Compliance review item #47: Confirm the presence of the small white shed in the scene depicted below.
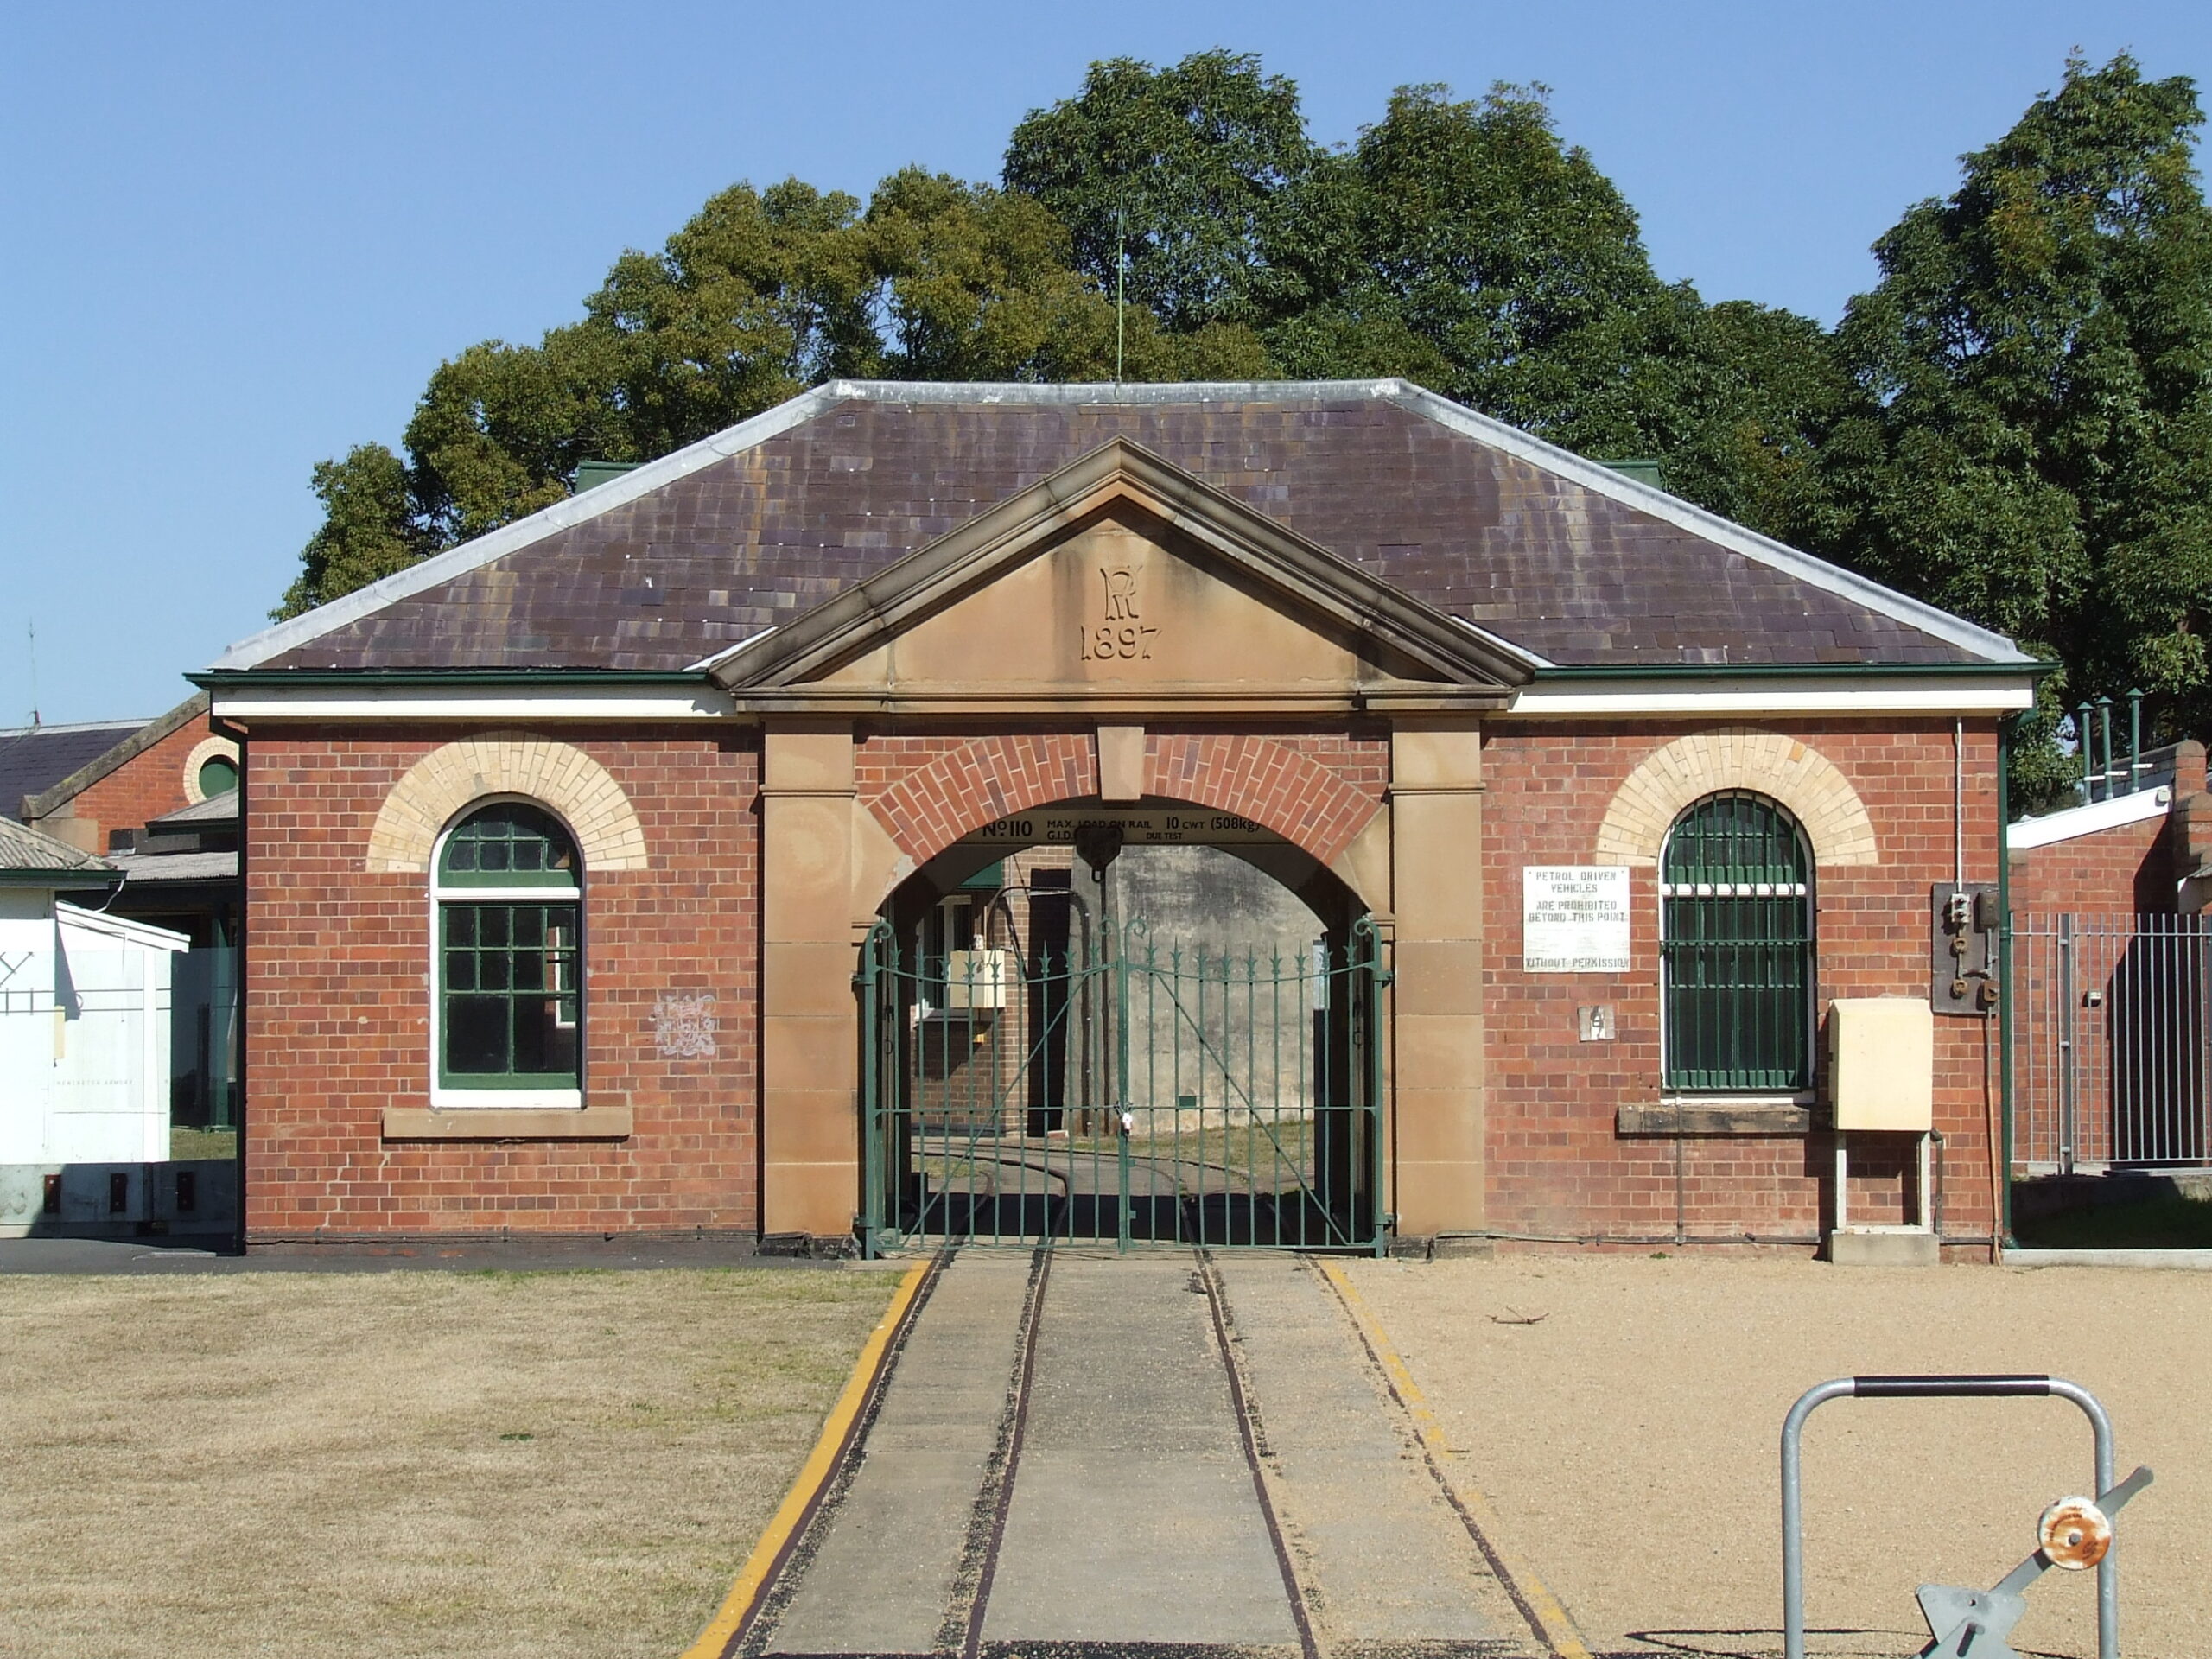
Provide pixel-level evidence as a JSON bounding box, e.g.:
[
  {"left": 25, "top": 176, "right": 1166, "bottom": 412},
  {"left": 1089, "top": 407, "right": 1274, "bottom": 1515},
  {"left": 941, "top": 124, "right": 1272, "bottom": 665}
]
[{"left": 0, "top": 820, "right": 189, "bottom": 1228}]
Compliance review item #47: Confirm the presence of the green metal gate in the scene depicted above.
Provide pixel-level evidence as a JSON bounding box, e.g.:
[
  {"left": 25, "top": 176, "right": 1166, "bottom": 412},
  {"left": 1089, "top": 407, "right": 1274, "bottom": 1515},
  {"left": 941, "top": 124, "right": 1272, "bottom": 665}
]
[{"left": 859, "top": 916, "right": 1389, "bottom": 1255}]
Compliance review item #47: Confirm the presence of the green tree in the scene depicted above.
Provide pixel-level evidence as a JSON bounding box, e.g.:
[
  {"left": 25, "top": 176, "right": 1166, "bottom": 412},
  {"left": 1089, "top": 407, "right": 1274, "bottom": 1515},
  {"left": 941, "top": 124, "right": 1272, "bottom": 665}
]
[
  {"left": 1004, "top": 60, "right": 1840, "bottom": 532},
  {"left": 1629, "top": 296, "right": 1858, "bottom": 543},
  {"left": 1820, "top": 54, "right": 2212, "bottom": 759},
  {"left": 861, "top": 168, "right": 1263, "bottom": 382},
  {"left": 273, "top": 158, "right": 1274, "bottom": 617},
  {"left": 1338, "top": 81, "right": 1675, "bottom": 444},
  {"left": 1003, "top": 48, "right": 1316, "bottom": 336},
  {"left": 277, "top": 443, "right": 433, "bottom": 617}
]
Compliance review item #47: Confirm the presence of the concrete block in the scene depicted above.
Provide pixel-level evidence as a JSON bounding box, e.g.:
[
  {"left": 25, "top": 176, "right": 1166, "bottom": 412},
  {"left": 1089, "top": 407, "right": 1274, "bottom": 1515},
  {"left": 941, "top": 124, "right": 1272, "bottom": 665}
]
[{"left": 1827, "top": 1227, "right": 1941, "bottom": 1267}]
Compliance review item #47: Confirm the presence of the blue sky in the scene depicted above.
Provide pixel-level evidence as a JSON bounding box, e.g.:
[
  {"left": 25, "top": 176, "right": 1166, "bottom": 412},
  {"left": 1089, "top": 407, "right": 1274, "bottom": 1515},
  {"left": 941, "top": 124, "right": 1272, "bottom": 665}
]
[{"left": 3, "top": 1, "right": 2207, "bottom": 723}]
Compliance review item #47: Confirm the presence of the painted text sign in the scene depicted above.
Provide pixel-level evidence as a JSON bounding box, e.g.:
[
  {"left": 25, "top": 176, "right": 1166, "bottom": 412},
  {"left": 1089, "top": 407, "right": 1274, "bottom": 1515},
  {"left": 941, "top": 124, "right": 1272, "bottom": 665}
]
[
  {"left": 961, "top": 806, "right": 1276, "bottom": 848},
  {"left": 1522, "top": 867, "right": 1631, "bottom": 973}
]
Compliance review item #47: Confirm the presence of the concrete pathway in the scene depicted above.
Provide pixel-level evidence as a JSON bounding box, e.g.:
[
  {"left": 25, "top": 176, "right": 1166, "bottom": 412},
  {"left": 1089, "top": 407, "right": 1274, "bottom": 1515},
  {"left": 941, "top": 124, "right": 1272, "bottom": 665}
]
[
  {"left": 1217, "top": 1254, "right": 1530, "bottom": 1654},
  {"left": 770, "top": 1254, "right": 1032, "bottom": 1654},
  {"left": 983, "top": 1255, "right": 1300, "bottom": 1647},
  {"left": 750, "top": 1247, "right": 1534, "bottom": 1659}
]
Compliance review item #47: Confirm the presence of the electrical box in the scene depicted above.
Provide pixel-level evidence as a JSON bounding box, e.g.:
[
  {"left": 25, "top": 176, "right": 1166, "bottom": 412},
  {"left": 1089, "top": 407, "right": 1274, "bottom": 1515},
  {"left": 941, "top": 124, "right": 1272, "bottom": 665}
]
[
  {"left": 1929, "top": 882, "right": 2001, "bottom": 1017},
  {"left": 938, "top": 949, "right": 1010, "bottom": 1011},
  {"left": 1827, "top": 998, "right": 1934, "bottom": 1131}
]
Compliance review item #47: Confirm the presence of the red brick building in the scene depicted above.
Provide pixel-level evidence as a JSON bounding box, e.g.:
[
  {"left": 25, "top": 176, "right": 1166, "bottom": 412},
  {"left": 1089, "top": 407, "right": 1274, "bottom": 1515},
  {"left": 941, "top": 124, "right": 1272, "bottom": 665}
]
[{"left": 199, "top": 381, "right": 2037, "bottom": 1255}]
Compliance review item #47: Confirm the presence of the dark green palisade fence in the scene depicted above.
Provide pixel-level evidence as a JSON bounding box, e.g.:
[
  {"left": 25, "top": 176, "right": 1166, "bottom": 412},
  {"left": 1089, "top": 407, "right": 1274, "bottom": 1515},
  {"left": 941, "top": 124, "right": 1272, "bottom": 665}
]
[{"left": 859, "top": 917, "right": 1389, "bottom": 1254}]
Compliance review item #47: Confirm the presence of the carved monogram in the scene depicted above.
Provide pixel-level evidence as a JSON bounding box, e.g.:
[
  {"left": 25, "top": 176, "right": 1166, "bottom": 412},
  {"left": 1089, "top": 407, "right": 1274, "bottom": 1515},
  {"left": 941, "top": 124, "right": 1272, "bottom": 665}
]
[{"left": 1079, "top": 563, "right": 1160, "bottom": 661}]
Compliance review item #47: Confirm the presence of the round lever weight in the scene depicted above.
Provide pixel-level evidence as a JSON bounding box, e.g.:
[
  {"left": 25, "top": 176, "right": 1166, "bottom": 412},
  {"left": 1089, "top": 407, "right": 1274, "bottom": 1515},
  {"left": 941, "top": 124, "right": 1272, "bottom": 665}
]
[{"left": 2037, "top": 1496, "right": 2112, "bottom": 1570}]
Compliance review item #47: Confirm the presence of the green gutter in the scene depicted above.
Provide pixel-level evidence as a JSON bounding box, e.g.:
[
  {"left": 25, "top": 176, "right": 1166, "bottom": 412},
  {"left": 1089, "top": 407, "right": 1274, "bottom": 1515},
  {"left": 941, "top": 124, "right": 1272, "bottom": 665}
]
[
  {"left": 0, "top": 869, "right": 121, "bottom": 889},
  {"left": 1997, "top": 710, "right": 2024, "bottom": 1251}
]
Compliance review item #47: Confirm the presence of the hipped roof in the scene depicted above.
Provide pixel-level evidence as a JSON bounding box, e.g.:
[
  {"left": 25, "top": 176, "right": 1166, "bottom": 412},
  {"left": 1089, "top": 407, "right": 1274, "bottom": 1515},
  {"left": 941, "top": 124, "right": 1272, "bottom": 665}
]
[{"left": 213, "top": 380, "right": 2032, "bottom": 677}]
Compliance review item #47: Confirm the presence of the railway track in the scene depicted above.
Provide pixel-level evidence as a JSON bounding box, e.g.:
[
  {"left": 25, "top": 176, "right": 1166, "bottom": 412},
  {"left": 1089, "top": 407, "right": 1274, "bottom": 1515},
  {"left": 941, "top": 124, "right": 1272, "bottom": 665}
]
[{"left": 726, "top": 1247, "right": 1556, "bottom": 1659}]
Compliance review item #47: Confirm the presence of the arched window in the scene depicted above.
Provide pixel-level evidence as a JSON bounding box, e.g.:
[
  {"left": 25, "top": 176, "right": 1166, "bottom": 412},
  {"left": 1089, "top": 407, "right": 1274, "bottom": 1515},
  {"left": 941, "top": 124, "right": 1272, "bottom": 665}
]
[
  {"left": 1660, "top": 791, "right": 1813, "bottom": 1093},
  {"left": 434, "top": 802, "right": 582, "bottom": 1097}
]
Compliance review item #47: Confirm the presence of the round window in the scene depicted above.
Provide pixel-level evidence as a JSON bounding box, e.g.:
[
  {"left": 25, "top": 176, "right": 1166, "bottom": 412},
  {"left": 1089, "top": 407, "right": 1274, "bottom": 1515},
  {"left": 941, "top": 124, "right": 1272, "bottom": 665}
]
[{"left": 197, "top": 755, "right": 239, "bottom": 798}]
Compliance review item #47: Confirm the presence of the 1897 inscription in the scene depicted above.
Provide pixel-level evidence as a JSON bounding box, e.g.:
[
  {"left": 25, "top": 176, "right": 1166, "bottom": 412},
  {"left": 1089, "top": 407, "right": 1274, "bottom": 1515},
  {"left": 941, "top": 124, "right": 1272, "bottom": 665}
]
[{"left": 1079, "top": 563, "right": 1160, "bottom": 661}]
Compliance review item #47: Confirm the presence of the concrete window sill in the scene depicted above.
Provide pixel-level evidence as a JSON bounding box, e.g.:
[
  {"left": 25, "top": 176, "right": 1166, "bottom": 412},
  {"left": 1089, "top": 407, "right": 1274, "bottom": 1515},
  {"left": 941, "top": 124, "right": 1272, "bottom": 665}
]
[
  {"left": 381, "top": 1105, "right": 632, "bottom": 1141},
  {"left": 1618, "top": 1100, "right": 1813, "bottom": 1136}
]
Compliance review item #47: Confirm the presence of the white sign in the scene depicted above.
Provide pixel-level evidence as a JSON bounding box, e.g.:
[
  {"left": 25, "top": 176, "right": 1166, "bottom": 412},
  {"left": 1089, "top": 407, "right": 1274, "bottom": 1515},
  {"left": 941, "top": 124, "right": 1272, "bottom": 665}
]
[
  {"left": 1522, "top": 867, "right": 1631, "bottom": 973},
  {"left": 959, "top": 806, "right": 1277, "bottom": 848}
]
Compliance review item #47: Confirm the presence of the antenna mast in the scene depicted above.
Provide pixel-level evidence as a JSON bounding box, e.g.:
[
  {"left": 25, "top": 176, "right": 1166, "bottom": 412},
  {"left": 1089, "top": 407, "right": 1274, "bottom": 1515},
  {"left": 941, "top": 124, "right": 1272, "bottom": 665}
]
[
  {"left": 26, "top": 621, "right": 39, "bottom": 727},
  {"left": 1115, "top": 195, "right": 1126, "bottom": 385}
]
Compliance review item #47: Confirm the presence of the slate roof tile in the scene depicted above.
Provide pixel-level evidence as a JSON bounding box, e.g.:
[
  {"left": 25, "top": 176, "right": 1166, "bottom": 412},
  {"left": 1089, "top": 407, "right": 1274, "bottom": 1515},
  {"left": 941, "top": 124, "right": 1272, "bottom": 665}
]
[{"left": 257, "top": 391, "right": 1991, "bottom": 671}]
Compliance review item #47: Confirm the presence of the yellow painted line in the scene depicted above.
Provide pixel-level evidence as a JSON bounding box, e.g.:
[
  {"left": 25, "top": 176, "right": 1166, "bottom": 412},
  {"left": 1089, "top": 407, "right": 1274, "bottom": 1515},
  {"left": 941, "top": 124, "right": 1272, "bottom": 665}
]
[
  {"left": 681, "top": 1261, "right": 933, "bottom": 1659},
  {"left": 1317, "top": 1260, "right": 1594, "bottom": 1659}
]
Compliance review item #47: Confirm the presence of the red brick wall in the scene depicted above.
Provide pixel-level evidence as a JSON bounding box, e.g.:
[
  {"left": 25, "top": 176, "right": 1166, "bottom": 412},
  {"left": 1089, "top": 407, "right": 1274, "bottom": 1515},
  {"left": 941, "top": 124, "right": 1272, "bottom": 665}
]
[
  {"left": 857, "top": 725, "right": 1389, "bottom": 865},
  {"left": 2010, "top": 812, "right": 2173, "bottom": 915},
  {"left": 245, "top": 713, "right": 2005, "bottom": 1252},
  {"left": 36, "top": 714, "right": 209, "bottom": 849},
  {"left": 242, "top": 726, "right": 760, "bottom": 1239},
  {"left": 1478, "top": 719, "right": 2003, "bottom": 1252}
]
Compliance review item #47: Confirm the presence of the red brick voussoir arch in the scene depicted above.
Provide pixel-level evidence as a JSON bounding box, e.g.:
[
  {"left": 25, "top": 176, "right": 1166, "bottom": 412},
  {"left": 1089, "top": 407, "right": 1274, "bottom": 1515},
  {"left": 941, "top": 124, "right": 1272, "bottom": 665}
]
[{"left": 860, "top": 732, "right": 1382, "bottom": 868}]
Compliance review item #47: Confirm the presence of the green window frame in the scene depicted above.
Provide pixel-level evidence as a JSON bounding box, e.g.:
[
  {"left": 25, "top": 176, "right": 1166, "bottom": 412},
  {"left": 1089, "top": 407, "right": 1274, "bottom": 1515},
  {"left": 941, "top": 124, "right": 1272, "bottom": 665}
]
[
  {"left": 435, "top": 803, "right": 582, "bottom": 1092},
  {"left": 197, "top": 754, "right": 239, "bottom": 798},
  {"left": 1660, "top": 791, "right": 1813, "bottom": 1093}
]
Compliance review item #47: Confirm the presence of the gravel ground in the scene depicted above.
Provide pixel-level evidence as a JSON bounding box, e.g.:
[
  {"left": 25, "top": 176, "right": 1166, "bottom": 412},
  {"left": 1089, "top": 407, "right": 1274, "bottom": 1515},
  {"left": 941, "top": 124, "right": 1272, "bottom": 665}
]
[
  {"left": 0, "top": 1268, "right": 896, "bottom": 1659},
  {"left": 1344, "top": 1254, "right": 2210, "bottom": 1659}
]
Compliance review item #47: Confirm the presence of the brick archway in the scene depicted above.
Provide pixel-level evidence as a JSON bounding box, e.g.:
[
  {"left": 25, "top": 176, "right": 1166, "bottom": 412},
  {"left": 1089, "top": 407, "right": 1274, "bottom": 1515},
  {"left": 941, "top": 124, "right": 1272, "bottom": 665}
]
[
  {"left": 364, "top": 733, "right": 650, "bottom": 874},
  {"left": 1592, "top": 727, "right": 1878, "bottom": 868},
  {"left": 861, "top": 732, "right": 1384, "bottom": 870}
]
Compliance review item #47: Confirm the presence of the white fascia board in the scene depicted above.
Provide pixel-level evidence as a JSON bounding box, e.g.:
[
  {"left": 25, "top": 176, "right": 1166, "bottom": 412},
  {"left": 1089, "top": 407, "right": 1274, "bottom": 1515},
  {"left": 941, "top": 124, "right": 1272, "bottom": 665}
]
[
  {"left": 56, "top": 902, "right": 191, "bottom": 952},
  {"left": 209, "top": 683, "right": 739, "bottom": 721},
  {"left": 1378, "top": 381, "right": 2036, "bottom": 667},
  {"left": 1505, "top": 677, "right": 2037, "bottom": 717},
  {"left": 2006, "top": 786, "right": 2171, "bottom": 851}
]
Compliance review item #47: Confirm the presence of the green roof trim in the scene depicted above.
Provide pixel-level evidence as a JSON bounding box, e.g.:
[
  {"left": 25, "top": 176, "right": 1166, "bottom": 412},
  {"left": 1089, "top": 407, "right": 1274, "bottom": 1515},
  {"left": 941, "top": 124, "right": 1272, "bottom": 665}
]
[{"left": 0, "top": 868, "right": 120, "bottom": 889}]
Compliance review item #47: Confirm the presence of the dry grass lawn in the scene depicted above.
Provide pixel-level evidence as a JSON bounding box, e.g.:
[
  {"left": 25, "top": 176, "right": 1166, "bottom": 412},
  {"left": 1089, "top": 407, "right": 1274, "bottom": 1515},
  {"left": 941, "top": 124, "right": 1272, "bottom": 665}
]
[
  {"left": 1347, "top": 1254, "right": 2212, "bottom": 1658},
  {"left": 0, "top": 1267, "right": 899, "bottom": 1659}
]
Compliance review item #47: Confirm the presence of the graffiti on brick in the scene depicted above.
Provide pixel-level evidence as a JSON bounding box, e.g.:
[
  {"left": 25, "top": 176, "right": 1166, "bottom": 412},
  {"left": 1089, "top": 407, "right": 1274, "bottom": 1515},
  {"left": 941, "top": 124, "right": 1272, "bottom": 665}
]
[{"left": 652, "top": 993, "right": 717, "bottom": 1058}]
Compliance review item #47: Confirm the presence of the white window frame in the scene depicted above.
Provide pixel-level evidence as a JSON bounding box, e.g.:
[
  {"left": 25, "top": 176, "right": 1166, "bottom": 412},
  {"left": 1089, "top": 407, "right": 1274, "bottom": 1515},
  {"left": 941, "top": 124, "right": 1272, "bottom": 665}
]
[{"left": 428, "top": 796, "right": 586, "bottom": 1109}]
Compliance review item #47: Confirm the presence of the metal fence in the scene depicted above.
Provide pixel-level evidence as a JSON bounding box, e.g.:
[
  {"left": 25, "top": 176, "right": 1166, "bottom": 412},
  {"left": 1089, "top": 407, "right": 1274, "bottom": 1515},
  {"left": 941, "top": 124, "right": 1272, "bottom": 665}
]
[
  {"left": 2012, "top": 912, "right": 2212, "bottom": 1170},
  {"left": 859, "top": 915, "right": 1388, "bottom": 1253}
]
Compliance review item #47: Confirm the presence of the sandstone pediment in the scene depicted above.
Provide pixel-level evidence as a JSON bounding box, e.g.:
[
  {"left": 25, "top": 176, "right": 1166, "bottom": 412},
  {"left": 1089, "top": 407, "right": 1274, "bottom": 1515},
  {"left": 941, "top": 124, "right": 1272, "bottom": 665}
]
[{"left": 710, "top": 439, "right": 1524, "bottom": 715}]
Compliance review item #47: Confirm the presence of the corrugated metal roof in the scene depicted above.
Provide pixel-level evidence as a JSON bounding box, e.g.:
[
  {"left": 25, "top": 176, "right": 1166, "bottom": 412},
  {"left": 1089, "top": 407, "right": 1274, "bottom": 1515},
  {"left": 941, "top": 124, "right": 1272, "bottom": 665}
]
[
  {"left": 146, "top": 792, "right": 239, "bottom": 830},
  {"left": 0, "top": 815, "right": 116, "bottom": 874},
  {"left": 108, "top": 849, "right": 238, "bottom": 884}
]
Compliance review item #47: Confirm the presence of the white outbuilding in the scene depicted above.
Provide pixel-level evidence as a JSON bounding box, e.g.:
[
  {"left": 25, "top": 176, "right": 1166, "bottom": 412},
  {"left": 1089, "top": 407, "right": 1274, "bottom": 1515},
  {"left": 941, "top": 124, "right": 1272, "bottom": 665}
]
[{"left": 0, "top": 817, "right": 189, "bottom": 1232}]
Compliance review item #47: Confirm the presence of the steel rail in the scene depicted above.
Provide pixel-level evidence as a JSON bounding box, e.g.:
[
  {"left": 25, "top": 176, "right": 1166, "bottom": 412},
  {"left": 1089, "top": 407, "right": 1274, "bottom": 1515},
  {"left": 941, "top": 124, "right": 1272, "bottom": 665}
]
[
  {"left": 1195, "top": 1249, "right": 1324, "bottom": 1659},
  {"left": 951, "top": 1245, "right": 1052, "bottom": 1659}
]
